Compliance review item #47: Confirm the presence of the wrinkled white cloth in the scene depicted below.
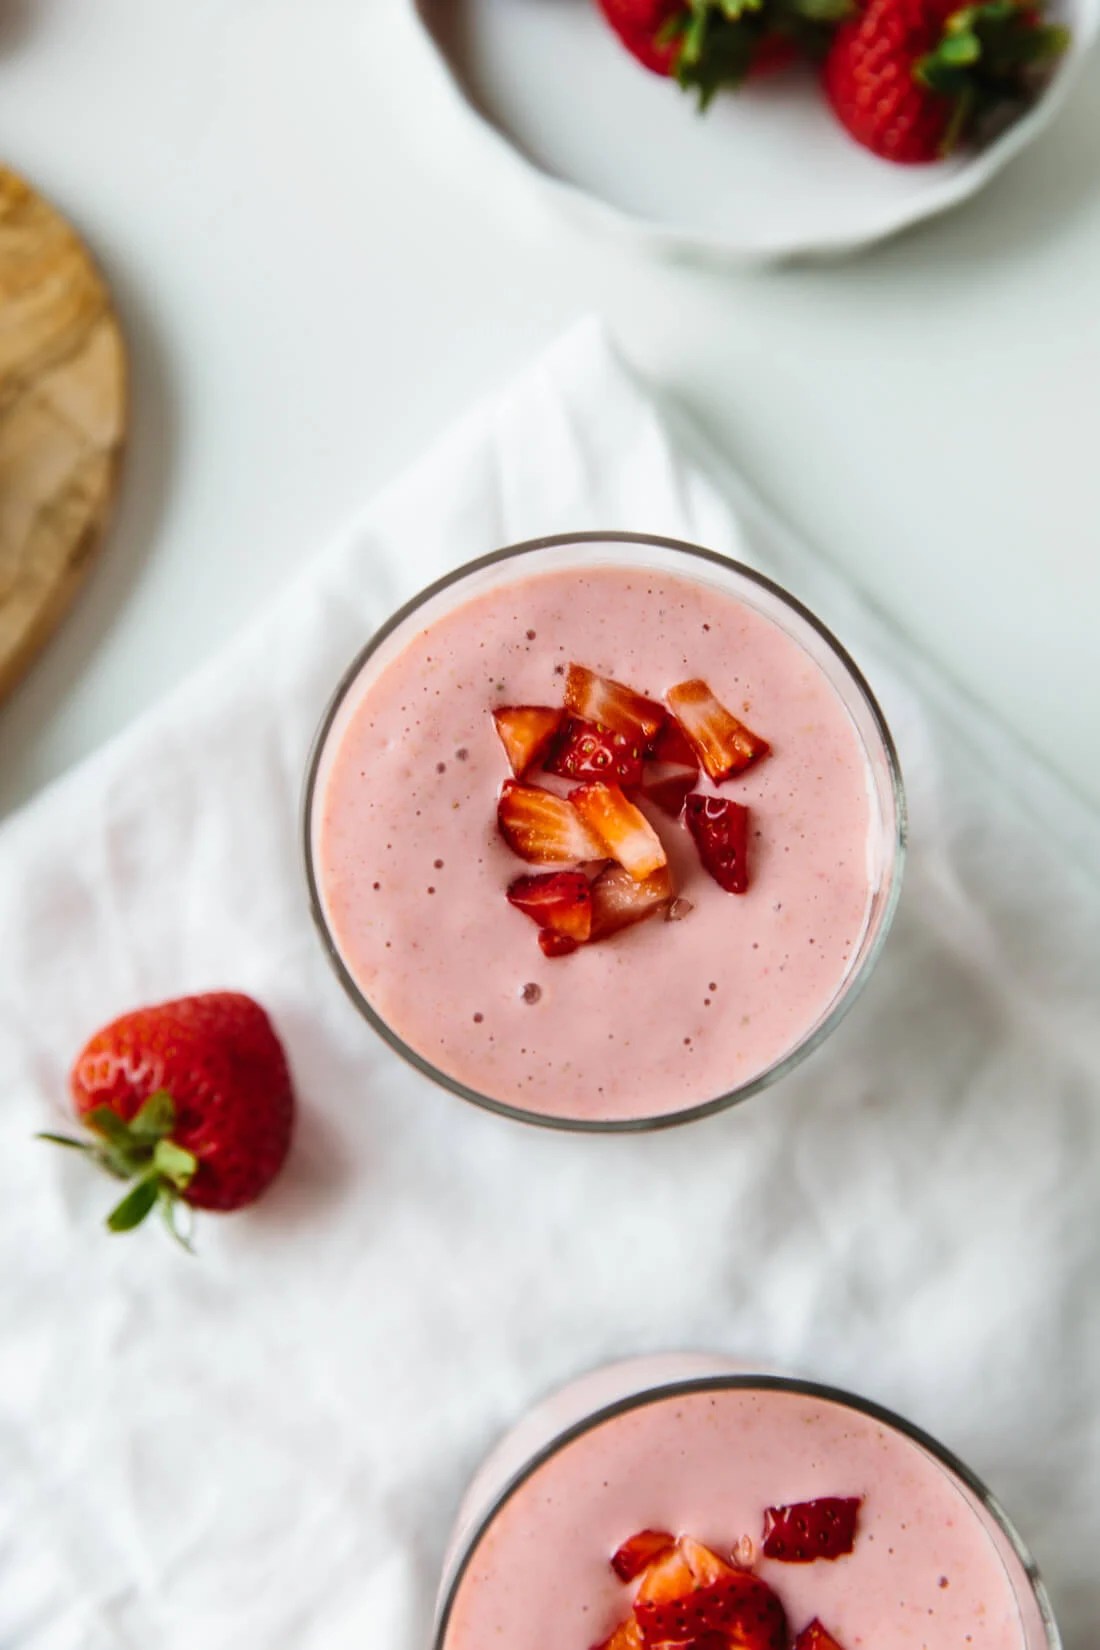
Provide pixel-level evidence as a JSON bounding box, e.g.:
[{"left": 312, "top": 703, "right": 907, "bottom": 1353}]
[{"left": 1, "top": 320, "right": 1097, "bottom": 1650}]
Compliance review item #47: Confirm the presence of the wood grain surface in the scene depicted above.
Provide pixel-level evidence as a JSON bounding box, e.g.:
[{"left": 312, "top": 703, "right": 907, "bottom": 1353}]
[{"left": 0, "top": 166, "right": 126, "bottom": 702}]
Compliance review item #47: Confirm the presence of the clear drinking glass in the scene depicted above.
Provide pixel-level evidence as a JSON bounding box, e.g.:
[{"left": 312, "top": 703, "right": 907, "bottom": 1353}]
[
  {"left": 303, "top": 532, "right": 906, "bottom": 1130},
  {"left": 433, "top": 1356, "right": 1059, "bottom": 1650}
]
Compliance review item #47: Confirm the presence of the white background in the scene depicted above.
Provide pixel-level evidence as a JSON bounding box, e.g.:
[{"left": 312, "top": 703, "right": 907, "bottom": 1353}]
[{"left": 1, "top": 0, "right": 1099, "bottom": 816}]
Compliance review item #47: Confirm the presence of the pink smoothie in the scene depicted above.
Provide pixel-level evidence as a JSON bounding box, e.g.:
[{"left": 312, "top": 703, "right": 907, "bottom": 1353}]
[
  {"left": 440, "top": 1385, "right": 1030, "bottom": 1650},
  {"left": 315, "top": 563, "right": 879, "bottom": 1121}
]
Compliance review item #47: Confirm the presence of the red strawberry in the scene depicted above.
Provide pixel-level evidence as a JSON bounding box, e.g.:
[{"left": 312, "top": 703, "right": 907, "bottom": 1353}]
[
  {"left": 590, "top": 864, "right": 673, "bottom": 940},
  {"left": 823, "top": 0, "right": 1068, "bottom": 164},
  {"left": 493, "top": 705, "right": 564, "bottom": 778},
  {"left": 546, "top": 717, "right": 645, "bottom": 788},
  {"left": 684, "top": 795, "right": 751, "bottom": 894},
  {"left": 42, "top": 992, "right": 294, "bottom": 1242},
  {"left": 641, "top": 715, "right": 700, "bottom": 819},
  {"left": 647, "top": 715, "right": 699, "bottom": 769},
  {"left": 497, "top": 780, "right": 603, "bottom": 865},
  {"left": 635, "top": 1538, "right": 787, "bottom": 1650},
  {"left": 539, "top": 930, "right": 580, "bottom": 959},
  {"left": 596, "top": 0, "right": 849, "bottom": 97},
  {"left": 611, "top": 1529, "right": 677, "bottom": 1582},
  {"left": 571, "top": 782, "right": 668, "bottom": 882},
  {"left": 794, "top": 1621, "right": 849, "bottom": 1650},
  {"left": 762, "top": 1496, "right": 862, "bottom": 1562},
  {"left": 667, "top": 680, "right": 770, "bottom": 783},
  {"left": 507, "top": 872, "right": 593, "bottom": 942},
  {"left": 566, "top": 664, "right": 665, "bottom": 745},
  {"left": 591, "top": 1619, "right": 645, "bottom": 1650},
  {"left": 596, "top": 0, "right": 683, "bottom": 73}
]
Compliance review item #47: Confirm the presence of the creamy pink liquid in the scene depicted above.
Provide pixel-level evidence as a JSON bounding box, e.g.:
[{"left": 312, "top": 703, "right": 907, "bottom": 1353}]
[
  {"left": 317, "top": 566, "right": 876, "bottom": 1121},
  {"left": 441, "top": 1386, "right": 1027, "bottom": 1650}
]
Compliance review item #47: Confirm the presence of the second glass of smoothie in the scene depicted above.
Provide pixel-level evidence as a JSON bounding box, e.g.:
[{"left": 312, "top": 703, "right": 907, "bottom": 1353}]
[
  {"left": 304, "top": 533, "right": 905, "bottom": 1128},
  {"left": 434, "top": 1357, "right": 1059, "bottom": 1650}
]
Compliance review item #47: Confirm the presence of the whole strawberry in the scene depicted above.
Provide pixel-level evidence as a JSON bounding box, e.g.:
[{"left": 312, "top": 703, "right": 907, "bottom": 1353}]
[
  {"left": 41, "top": 992, "right": 294, "bottom": 1243},
  {"left": 597, "top": 0, "right": 852, "bottom": 101},
  {"left": 823, "top": 0, "right": 1069, "bottom": 163}
]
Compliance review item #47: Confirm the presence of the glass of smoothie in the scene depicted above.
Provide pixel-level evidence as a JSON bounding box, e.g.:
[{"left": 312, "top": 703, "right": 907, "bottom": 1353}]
[
  {"left": 434, "top": 1356, "right": 1060, "bottom": 1650},
  {"left": 304, "top": 533, "right": 905, "bottom": 1129}
]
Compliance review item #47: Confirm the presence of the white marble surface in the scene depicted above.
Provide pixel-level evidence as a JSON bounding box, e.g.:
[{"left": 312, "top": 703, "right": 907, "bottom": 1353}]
[{"left": 1, "top": 0, "right": 1099, "bottom": 815}]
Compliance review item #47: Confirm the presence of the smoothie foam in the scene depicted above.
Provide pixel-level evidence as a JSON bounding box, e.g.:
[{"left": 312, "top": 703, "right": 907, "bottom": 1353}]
[
  {"left": 315, "top": 562, "right": 879, "bottom": 1122},
  {"left": 440, "top": 1384, "right": 1028, "bottom": 1650}
]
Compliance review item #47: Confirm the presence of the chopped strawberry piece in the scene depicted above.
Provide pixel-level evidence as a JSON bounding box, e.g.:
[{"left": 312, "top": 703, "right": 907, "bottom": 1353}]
[
  {"left": 545, "top": 718, "right": 645, "bottom": 788},
  {"left": 589, "top": 865, "right": 672, "bottom": 941},
  {"left": 611, "top": 1529, "right": 677, "bottom": 1583},
  {"left": 507, "top": 872, "right": 592, "bottom": 942},
  {"left": 492, "top": 706, "right": 564, "bottom": 778},
  {"left": 793, "top": 1620, "right": 848, "bottom": 1650},
  {"left": 566, "top": 665, "right": 665, "bottom": 744},
  {"left": 684, "top": 795, "right": 750, "bottom": 895},
  {"left": 538, "top": 929, "right": 579, "bottom": 959},
  {"left": 634, "top": 1541, "right": 697, "bottom": 1608},
  {"left": 590, "top": 1618, "right": 644, "bottom": 1650},
  {"left": 762, "top": 1497, "right": 862, "bottom": 1563},
  {"left": 635, "top": 1538, "right": 787, "bottom": 1650},
  {"left": 647, "top": 715, "right": 700, "bottom": 769},
  {"left": 570, "top": 782, "right": 667, "bottom": 882},
  {"left": 640, "top": 764, "right": 697, "bottom": 820},
  {"left": 666, "top": 679, "right": 770, "bottom": 782},
  {"left": 497, "top": 780, "right": 603, "bottom": 865}
]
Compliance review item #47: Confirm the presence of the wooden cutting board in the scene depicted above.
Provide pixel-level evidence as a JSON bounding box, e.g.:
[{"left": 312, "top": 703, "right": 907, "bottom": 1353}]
[{"left": 0, "top": 167, "right": 127, "bottom": 702}]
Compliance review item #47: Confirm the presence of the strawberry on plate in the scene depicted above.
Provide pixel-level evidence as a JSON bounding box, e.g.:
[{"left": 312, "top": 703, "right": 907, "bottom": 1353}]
[
  {"left": 589, "top": 864, "right": 674, "bottom": 940},
  {"left": 685, "top": 795, "right": 751, "bottom": 894},
  {"left": 507, "top": 872, "right": 593, "bottom": 942},
  {"left": 793, "top": 1621, "right": 849, "bottom": 1650},
  {"left": 761, "top": 1496, "right": 862, "bottom": 1561},
  {"left": 634, "top": 1537, "right": 787, "bottom": 1650},
  {"left": 595, "top": 0, "right": 851, "bottom": 102},
  {"left": 566, "top": 664, "right": 665, "bottom": 745},
  {"left": 40, "top": 992, "right": 294, "bottom": 1244},
  {"left": 493, "top": 705, "right": 564, "bottom": 778},
  {"left": 497, "top": 780, "right": 604, "bottom": 865},
  {"left": 545, "top": 717, "right": 645, "bottom": 788},
  {"left": 611, "top": 1528, "right": 678, "bottom": 1582},
  {"left": 667, "top": 680, "right": 770, "bottom": 783},
  {"left": 572, "top": 782, "right": 668, "bottom": 882},
  {"left": 823, "top": 0, "right": 1068, "bottom": 163}
]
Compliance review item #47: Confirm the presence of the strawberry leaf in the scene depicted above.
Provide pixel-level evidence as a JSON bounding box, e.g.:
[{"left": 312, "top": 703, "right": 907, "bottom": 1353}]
[
  {"left": 152, "top": 1139, "right": 197, "bottom": 1190},
  {"left": 106, "top": 1175, "right": 161, "bottom": 1233},
  {"left": 85, "top": 1105, "right": 137, "bottom": 1150},
  {"left": 129, "top": 1090, "right": 177, "bottom": 1142},
  {"left": 36, "top": 1131, "right": 91, "bottom": 1151}
]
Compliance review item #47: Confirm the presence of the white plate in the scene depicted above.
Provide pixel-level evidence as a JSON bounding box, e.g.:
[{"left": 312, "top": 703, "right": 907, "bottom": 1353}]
[{"left": 412, "top": 0, "right": 1099, "bottom": 263}]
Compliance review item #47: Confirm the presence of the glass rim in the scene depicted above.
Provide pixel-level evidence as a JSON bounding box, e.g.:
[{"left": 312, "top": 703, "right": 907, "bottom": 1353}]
[
  {"left": 302, "top": 530, "right": 908, "bottom": 1133},
  {"left": 431, "top": 1370, "right": 1060, "bottom": 1650}
]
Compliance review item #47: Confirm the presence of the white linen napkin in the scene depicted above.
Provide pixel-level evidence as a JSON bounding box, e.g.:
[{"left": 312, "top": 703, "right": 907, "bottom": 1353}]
[{"left": 1, "top": 319, "right": 1097, "bottom": 1650}]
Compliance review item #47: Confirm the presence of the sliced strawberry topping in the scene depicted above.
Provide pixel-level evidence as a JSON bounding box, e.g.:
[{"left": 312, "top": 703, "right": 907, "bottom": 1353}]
[
  {"left": 684, "top": 795, "right": 750, "bottom": 894},
  {"left": 635, "top": 1539, "right": 787, "bottom": 1650},
  {"left": 793, "top": 1620, "right": 848, "bottom": 1650},
  {"left": 666, "top": 679, "right": 771, "bottom": 782},
  {"left": 762, "top": 1496, "right": 861, "bottom": 1562},
  {"left": 590, "top": 1618, "right": 645, "bottom": 1650},
  {"left": 566, "top": 664, "right": 665, "bottom": 744},
  {"left": 492, "top": 706, "right": 564, "bottom": 778},
  {"left": 507, "top": 872, "right": 592, "bottom": 942},
  {"left": 545, "top": 718, "right": 645, "bottom": 788},
  {"left": 647, "top": 714, "right": 700, "bottom": 769},
  {"left": 611, "top": 1529, "right": 677, "bottom": 1582},
  {"left": 497, "top": 780, "right": 603, "bottom": 865},
  {"left": 589, "top": 865, "right": 673, "bottom": 941},
  {"left": 571, "top": 782, "right": 668, "bottom": 882},
  {"left": 538, "top": 929, "right": 579, "bottom": 959},
  {"left": 640, "top": 764, "right": 698, "bottom": 820}
]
